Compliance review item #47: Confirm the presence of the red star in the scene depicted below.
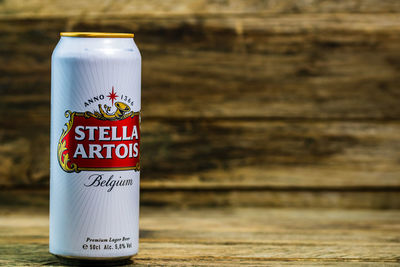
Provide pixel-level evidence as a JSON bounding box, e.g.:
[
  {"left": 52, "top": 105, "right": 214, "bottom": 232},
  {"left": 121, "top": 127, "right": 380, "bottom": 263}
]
[{"left": 107, "top": 86, "right": 118, "bottom": 106}]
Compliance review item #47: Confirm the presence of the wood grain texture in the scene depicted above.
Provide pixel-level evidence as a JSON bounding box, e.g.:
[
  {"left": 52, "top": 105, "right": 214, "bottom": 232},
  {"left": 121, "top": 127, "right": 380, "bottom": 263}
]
[
  {"left": 1, "top": 120, "right": 400, "bottom": 207},
  {"left": 1, "top": 14, "right": 400, "bottom": 119},
  {"left": 0, "top": 120, "right": 400, "bottom": 188},
  {"left": 2, "top": 120, "right": 400, "bottom": 186},
  {"left": 0, "top": 0, "right": 400, "bottom": 204},
  {"left": 1, "top": 188, "right": 399, "bottom": 209},
  {"left": 2, "top": 0, "right": 400, "bottom": 19},
  {"left": 0, "top": 204, "right": 399, "bottom": 266}
]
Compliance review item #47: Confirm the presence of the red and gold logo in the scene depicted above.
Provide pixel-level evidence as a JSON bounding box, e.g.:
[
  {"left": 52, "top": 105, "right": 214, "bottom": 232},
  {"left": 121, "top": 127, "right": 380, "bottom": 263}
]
[{"left": 58, "top": 96, "right": 140, "bottom": 173}]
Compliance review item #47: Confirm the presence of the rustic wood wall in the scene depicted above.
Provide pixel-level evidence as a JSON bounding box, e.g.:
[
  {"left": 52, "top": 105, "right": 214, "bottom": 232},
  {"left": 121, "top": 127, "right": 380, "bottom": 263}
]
[{"left": 1, "top": 0, "right": 400, "bottom": 208}]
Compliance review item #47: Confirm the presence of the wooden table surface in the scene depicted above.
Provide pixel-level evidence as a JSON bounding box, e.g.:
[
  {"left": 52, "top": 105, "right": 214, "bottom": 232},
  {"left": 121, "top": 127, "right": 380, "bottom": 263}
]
[{"left": 1, "top": 203, "right": 399, "bottom": 266}]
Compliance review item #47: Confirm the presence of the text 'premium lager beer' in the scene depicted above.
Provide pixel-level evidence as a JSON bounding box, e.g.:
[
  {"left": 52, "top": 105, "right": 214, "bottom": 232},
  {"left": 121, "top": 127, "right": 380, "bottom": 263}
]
[{"left": 50, "top": 32, "right": 141, "bottom": 264}]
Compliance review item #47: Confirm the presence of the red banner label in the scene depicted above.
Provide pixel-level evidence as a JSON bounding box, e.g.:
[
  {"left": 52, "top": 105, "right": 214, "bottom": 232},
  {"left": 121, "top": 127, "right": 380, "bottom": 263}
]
[{"left": 58, "top": 102, "right": 140, "bottom": 172}]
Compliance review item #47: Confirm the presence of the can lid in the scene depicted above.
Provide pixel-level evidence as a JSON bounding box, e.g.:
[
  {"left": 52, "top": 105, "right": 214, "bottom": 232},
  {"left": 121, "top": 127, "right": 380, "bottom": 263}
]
[{"left": 60, "top": 32, "right": 134, "bottom": 38}]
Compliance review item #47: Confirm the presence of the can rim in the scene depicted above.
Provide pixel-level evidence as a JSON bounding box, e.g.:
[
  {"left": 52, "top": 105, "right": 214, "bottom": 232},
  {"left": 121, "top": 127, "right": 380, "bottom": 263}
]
[{"left": 60, "top": 32, "right": 134, "bottom": 38}]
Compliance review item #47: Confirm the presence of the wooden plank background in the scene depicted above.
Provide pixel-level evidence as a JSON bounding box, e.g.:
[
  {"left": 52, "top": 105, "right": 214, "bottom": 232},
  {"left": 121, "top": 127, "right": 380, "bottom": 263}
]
[{"left": 0, "top": 0, "right": 400, "bottom": 208}]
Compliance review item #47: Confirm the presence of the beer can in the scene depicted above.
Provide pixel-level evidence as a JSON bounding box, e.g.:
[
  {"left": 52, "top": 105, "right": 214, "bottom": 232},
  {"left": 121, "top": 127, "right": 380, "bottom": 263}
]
[{"left": 50, "top": 32, "right": 141, "bottom": 264}]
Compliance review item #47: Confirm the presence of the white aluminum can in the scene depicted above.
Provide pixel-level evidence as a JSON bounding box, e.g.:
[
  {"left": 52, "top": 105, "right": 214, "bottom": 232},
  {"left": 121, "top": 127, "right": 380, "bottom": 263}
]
[{"left": 50, "top": 32, "right": 141, "bottom": 264}]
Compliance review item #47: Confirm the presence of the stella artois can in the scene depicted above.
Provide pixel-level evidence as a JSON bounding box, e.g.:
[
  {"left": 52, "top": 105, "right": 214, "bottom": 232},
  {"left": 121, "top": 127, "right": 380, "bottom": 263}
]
[{"left": 50, "top": 32, "right": 141, "bottom": 264}]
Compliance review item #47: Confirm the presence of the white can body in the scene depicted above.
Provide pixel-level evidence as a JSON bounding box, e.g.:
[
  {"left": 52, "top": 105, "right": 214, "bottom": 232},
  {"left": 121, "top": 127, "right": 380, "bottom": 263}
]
[{"left": 50, "top": 34, "right": 141, "bottom": 260}]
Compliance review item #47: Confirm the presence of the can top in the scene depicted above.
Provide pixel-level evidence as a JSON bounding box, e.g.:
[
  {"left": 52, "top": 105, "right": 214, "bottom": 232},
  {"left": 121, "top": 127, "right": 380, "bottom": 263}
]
[{"left": 60, "top": 32, "right": 134, "bottom": 38}]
